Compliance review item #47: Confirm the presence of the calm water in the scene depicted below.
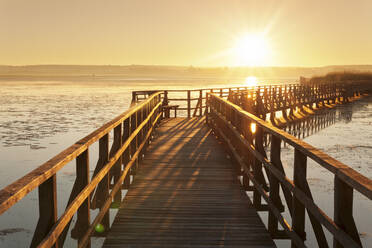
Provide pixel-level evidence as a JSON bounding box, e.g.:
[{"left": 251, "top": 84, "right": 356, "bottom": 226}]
[{"left": 0, "top": 80, "right": 370, "bottom": 247}]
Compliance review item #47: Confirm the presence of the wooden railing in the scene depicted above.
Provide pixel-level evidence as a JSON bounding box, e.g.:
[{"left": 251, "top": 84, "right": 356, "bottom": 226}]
[
  {"left": 131, "top": 86, "right": 257, "bottom": 117},
  {"left": 0, "top": 82, "right": 370, "bottom": 247},
  {"left": 207, "top": 93, "right": 372, "bottom": 248},
  {"left": 0, "top": 92, "right": 163, "bottom": 248},
  {"left": 227, "top": 81, "right": 371, "bottom": 123},
  {"left": 132, "top": 81, "right": 371, "bottom": 120}
]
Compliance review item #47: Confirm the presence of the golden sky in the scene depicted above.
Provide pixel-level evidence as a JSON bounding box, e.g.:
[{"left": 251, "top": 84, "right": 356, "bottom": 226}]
[{"left": 1, "top": 0, "right": 371, "bottom": 67}]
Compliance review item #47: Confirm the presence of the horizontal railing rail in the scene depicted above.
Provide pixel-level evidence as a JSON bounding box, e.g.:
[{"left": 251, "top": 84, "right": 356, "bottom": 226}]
[
  {"left": 207, "top": 93, "right": 372, "bottom": 248},
  {"left": 132, "top": 81, "right": 371, "bottom": 119},
  {"left": 131, "top": 85, "right": 262, "bottom": 117},
  {"left": 0, "top": 92, "right": 163, "bottom": 247}
]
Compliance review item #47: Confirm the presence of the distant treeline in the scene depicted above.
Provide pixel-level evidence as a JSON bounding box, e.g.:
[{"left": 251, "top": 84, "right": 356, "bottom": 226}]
[{"left": 303, "top": 72, "right": 372, "bottom": 84}]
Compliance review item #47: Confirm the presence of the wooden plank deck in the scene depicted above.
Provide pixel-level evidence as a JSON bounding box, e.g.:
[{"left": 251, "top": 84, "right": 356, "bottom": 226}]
[{"left": 103, "top": 117, "right": 276, "bottom": 248}]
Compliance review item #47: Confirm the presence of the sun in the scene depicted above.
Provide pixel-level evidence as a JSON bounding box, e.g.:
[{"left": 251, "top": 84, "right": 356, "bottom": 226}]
[{"left": 233, "top": 34, "right": 270, "bottom": 66}]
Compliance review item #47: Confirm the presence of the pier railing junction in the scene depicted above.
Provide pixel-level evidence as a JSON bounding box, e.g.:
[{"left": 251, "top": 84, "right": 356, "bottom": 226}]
[{"left": 0, "top": 81, "right": 371, "bottom": 248}]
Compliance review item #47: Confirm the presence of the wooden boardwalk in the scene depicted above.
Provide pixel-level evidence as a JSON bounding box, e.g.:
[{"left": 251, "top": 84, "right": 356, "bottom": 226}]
[
  {"left": 103, "top": 117, "right": 276, "bottom": 248},
  {"left": 1, "top": 86, "right": 370, "bottom": 247}
]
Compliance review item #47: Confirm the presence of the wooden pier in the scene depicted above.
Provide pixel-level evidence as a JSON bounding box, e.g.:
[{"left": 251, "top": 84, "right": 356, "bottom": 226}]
[
  {"left": 103, "top": 117, "right": 275, "bottom": 247},
  {"left": 0, "top": 81, "right": 371, "bottom": 248}
]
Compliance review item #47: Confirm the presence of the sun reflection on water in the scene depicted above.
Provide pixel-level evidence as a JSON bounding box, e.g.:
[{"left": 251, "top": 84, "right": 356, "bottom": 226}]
[
  {"left": 245, "top": 76, "right": 258, "bottom": 87},
  {"left": 250, "top": 123, "right": 256, "bottom": 133}
]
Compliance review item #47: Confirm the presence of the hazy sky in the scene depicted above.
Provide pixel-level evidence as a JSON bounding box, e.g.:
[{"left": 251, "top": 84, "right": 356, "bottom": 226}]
[{"left": 1, "top": 0, "right": 372, "bottom": 67}]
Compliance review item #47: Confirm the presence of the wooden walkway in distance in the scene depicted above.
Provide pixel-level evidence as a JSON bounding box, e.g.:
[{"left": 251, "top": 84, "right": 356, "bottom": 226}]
[{"left": 103, "top": 117, "right": 276, "bottom": 248}]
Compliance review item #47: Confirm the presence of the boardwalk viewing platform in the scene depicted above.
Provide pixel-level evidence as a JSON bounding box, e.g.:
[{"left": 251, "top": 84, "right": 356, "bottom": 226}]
[{"left": 0, "top": 81, "right": 371, "bottom": 248}]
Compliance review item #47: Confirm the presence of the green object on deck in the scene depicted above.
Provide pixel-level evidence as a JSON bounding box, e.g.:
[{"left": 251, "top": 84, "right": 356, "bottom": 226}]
[
  {"left": 110, "top": 202, "right": 120, "bottom": 209},
  {"left": 95, "top": 223, "right": 105, "bottom": 233}
]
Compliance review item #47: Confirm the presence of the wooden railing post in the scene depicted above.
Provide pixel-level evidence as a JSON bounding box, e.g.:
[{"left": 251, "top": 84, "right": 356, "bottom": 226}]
[
  {"left": 187, "top": 90, "right": 191, "bottom": 118},
  {"left": 30, "top": 175, "right": 58, "bottom": 248},
  {"left": 98, "top": 134, "right": 110, "bottom": 235},
  {"left": 206, "top": 93, "right": 209, "bottom": 124},
  {"left": 122, "top": 118, "right": 130, "bottom": 189},
  {"left": 292, "top": 148, "right": 307, "bottom": 247},
  {"left": 143, "top": 102, "right": 150, "bottom": 152},
  {"left": 241, "top": 117, "right": 253, "bottom": 191},
  {"left": 199, "top": 90, "right": 203, "bottom": 116},
  {"left": 333, "top": 177, "right": 362, "bottom": 248},
  {"left": 137, "top": 109, "right": 143, "bottom": 162},
  {"left": 252, "top": 125, "right": 264, "bottom": 208},
  {"left": 71, "top": 149, "right": 91, "bottom": 247},
  {"left": 163, "top": 91, "right": 169, "bottom": 118},
  {"left": 130, "top": 113, "right": 138, "bottom": 175},
  {"left": 112, "top": 124, "right": 122, "bottom": 205},
  {"left": 268, "top": 135, "right": 282, "bottom": 237}
]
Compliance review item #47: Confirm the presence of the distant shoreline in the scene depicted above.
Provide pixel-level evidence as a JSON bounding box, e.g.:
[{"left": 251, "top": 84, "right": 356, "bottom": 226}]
[
  {"left": 1, "top": 64, "right": 371, "bottom": 81},
  {"left": 0, "top": 75, "right": 298, "bottom": 83}
]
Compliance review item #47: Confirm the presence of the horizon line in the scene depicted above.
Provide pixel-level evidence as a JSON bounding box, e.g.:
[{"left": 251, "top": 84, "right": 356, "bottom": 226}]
[{"left": 1, "top": 64, "right": 372, "bottom": 69}]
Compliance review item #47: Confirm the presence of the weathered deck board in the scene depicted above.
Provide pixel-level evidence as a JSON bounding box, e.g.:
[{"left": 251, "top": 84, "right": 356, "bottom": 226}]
[{"left": 103, "top": 117, "right": 276, "bottom": 248}]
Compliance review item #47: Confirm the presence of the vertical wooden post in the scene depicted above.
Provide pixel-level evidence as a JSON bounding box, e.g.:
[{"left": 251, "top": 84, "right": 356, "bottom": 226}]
[
  {"left": 205, "top": 93, "right": 209, "bottom": 124},
  {"left": 187, "top": 90, "right": 191, "bottom": 118},
  {"left": 333, "top": 177, "right": 362, "bottom": 248},
  {"left": 99, "top": 134, "right": 110, "bottom": 235},
  {"left": 143, "top": 102, "right": 150, "bottom": 151},
  {"left": 292, "top": 148, "right": 307, "bottom": 247},
  {"left": 112, "top": 124, "right": 122, "bottom": 204},
  {"left": 135, "top": 110, "right": 139, "bottom": 165},
  {"left": 30, "top": 175, "right": 58, "bottom": 248},
  {"left": 199, "top": 90, "right": 203, "bottom": 116},
  {"left": 252, "top": 126, "right": 262, "bottom": 208},
  {"left": 242, "top": 118, "right": 252, "bottom": 191},
  {"left": 122, "top": 118, "right": 130, "bottom": 189},
  {"left": 136, "top": 109, "right": 142, "bottom": 162},
  {"left": 131, "top": 91, "right": 137, "bottom": 105},
  {"left": 137, "top": 109, "right": 142, "bottom": 159},
  {"left": 163, "top": 91, "right": 169, "bottom": 118},
  {"left": 130, "top": 113, "right": 137, "bottom": 175},
  {"left": 71, "top": 149, "right": 91, "bottom": 247},
  {"left": 163, "top": 90, "right": 168, "bottom": 105},
  {"left": 268, "top": 135, "right": 281, "bottom": 237}
]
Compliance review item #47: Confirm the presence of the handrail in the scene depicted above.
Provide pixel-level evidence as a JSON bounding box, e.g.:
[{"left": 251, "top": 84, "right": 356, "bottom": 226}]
[
  {"left": 207, "top": 93, "right": 371, "bottom": 248},
  {"left": 0, "top": 91, "right": 163, "bottom": 247},
  {"left": 132, "top": 81, "right": 371, "bottom": 118},
  {"left": 210, "top": 94, "right": 372, "bottom": 199}
]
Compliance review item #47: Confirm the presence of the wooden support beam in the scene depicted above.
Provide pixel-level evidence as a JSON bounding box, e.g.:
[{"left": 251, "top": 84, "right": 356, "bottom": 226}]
[
  {"left": 122, "top": 118, "right": 130, "bottom": 189},
  {"left": 30, "top": 175, "right": 58, "bottom": 248},
  {"left": 291, "top": 149, "right": 307, "bottom": 248},
  {"left": 199, "top": 90, "right": 203, "bottom": 116},
  {"left": 111, "top": 124, "right": 122, "bottom": 205},
  {"left": 71, "top": 149, "right": 91, "bottom": 247},
  {"left": 95, "top": 134, "right": 110, "bottom": 236},
  {"left": 187, "top": 90, "right": 191, "bottom": 118},
  {"left": 130, "top": 113, "right": 137, "bottom": 175},
  {"left": 268, "top": 135, "right": 283, "bottom": 236},
  {"left": 334, "top": 177, "right": 362, "bottom": 248}
]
